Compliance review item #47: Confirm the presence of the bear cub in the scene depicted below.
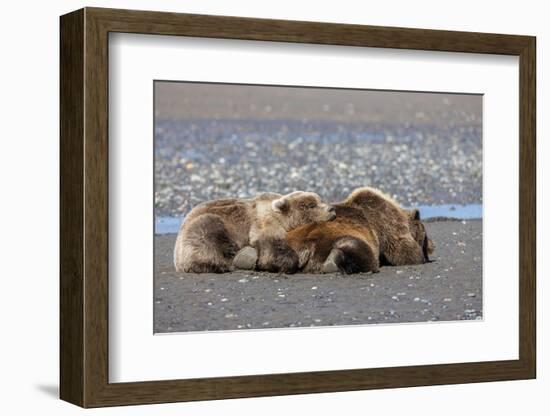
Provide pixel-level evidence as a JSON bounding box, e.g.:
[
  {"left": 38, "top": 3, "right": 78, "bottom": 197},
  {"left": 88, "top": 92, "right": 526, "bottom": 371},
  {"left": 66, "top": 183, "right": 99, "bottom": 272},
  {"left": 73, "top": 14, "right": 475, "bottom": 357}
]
[{"left": 174, "top": 191, "right": 336, "bottom": 274}]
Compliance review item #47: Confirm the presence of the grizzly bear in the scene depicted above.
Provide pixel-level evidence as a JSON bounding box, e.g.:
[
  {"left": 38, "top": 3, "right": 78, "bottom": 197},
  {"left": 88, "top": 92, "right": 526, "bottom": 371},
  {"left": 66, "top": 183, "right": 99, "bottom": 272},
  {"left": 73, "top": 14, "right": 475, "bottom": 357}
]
[
  {"left": 284, "top": 187, "right": 435, "bottom": 274},
  {"left": 173, "top": 191, "right": 336, "bottom": 274}
]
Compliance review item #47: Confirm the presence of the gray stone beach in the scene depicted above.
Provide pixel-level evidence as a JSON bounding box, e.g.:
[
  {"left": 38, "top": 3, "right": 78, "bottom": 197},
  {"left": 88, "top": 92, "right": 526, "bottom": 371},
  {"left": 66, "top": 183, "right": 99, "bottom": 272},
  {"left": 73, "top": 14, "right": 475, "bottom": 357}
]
[
  {"left": 155, "top": 83, "right": 482, "bottom": 218},
  {"left": 154, "top": 82, "right": 483, "bottom": 333}
]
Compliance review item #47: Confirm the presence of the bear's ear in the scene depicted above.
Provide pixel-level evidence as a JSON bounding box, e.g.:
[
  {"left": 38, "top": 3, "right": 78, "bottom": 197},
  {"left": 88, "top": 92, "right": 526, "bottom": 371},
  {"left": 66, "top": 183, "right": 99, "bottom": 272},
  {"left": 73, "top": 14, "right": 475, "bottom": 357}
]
[
  {"left": 272, "top": 197, "right": 289, "bottom": 213},
  {"left": 410, "top": 209, "right": 420, "bottom": 220}
]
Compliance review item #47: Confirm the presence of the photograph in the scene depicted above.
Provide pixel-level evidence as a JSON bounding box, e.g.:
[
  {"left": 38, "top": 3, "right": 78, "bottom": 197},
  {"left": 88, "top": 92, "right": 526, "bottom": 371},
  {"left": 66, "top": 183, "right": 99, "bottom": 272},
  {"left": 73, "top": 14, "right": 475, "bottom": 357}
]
[{"left": 153, "top": 81, "right": 483, "bottom": 333}]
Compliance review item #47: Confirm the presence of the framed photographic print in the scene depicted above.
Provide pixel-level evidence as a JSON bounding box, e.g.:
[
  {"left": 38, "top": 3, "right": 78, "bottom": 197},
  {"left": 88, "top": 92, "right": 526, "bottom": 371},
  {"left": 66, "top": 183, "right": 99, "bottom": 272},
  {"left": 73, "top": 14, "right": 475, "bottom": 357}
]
[{"left": 60, "top": 7, "right": 536, "bottom": 408}]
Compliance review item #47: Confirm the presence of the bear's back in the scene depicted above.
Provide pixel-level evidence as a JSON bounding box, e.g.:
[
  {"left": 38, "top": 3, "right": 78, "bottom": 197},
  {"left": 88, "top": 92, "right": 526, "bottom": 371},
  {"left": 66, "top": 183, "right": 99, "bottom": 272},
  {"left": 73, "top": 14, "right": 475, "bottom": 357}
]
[{"left": 185, "top": 198, "right": 250, "bottom": 227}]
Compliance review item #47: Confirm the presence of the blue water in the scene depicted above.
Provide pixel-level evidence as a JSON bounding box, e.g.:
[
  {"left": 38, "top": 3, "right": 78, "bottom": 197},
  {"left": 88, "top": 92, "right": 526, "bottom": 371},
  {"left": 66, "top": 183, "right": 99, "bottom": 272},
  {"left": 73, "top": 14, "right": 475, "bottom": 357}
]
[
  {"left": 155, "top": 204, "right": 482, "bottom": 235},
  {"left": 415, "top": 204, "right": 482, "bottom": 220},
  {"left": 156, "top": 217, "right": 183, "bottom": 235}
]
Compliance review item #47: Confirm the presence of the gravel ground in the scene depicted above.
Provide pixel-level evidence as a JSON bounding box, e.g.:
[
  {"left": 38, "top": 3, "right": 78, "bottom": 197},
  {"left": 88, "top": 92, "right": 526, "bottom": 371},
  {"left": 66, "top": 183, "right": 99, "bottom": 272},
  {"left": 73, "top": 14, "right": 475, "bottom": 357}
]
[
  {"left": 154, "top": 84, "right": 482, "bottom": 218},
  {"left": 154, "top": 219, "right": 482, "bottom": 333}
]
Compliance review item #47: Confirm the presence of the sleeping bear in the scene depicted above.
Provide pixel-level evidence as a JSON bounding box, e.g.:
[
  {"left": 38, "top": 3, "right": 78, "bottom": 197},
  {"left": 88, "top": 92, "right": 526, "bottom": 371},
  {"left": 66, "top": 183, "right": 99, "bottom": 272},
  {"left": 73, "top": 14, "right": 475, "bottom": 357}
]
[
  {"left": 174, "top": 191, "right": 336, "bottom": 274},
  {"left": 285, "top": 187, "right": 435, "bottom": 274}
]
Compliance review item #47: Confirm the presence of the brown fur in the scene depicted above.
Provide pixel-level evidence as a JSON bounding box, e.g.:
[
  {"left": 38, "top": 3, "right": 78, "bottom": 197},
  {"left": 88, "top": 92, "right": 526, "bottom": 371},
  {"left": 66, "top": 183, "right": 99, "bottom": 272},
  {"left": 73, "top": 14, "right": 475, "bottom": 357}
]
[
  {"left": 174, "top": 191, "right": 335, "bottom": 273},
  {"left": 285, "top": 187, "right": 435, "bottom": 274}
]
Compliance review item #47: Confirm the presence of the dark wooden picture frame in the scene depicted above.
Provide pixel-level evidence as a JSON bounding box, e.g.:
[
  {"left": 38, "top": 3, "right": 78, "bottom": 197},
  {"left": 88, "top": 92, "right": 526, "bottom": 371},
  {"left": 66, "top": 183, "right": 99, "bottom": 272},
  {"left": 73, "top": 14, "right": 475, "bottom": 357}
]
[{"left": 60, "top": 7, "right": 536, "bottom": 408}]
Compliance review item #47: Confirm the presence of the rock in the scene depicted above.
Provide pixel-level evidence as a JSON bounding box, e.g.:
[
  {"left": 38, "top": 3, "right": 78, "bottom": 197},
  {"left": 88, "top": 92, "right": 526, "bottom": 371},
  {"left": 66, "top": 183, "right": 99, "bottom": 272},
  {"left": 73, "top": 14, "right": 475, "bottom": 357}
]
[{"left": 232, "top": 246, "right": 258, "bottom": 270}]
